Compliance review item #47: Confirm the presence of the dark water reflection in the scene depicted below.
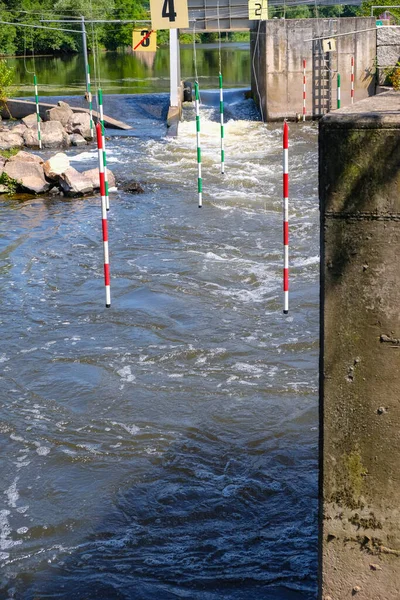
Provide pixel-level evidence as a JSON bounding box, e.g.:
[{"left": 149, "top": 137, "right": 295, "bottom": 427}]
[{"left": 10, "top": 43, "right": 251, "bottom": 97}]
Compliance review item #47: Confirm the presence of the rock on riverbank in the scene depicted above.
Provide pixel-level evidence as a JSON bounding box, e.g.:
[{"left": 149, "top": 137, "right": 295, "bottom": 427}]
[
  {"left": 0, "top": 150, "right": 115, "bottom": 197},
  {"left": 0, "top": 101, "right": 92, "bottom": 150}
]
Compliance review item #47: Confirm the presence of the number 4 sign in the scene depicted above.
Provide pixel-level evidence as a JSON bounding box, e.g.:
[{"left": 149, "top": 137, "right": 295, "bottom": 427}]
[
  {"left": 248, "top": 0, "right": 268, "bottom": 20},
  {"left": 150, "top": 0, "right": 189, "bottom": 29}
]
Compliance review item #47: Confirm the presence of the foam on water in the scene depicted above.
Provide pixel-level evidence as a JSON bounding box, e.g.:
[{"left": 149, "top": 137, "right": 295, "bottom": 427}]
[{"left": 0, "top": 91, "right": 319, "bottom": 599}]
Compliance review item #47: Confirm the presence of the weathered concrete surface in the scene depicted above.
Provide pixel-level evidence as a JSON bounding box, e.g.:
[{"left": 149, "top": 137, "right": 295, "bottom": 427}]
[
  {"left": 377, "top": 25, "right": 400, "bottom": 84},
  {"left": 251, "top": 17, "right": 376, "bottom": 121},
  {"left": 166, "top": 105, "right": 180, "bottom": 137},
  {"left": 319, "top": 91, "right": 400, "bottom": 600}
]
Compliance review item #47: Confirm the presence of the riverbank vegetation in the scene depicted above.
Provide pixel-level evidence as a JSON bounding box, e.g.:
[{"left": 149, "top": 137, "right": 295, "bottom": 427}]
[{"left": 0, "top": 0, "right": 398, "bottom": 56}]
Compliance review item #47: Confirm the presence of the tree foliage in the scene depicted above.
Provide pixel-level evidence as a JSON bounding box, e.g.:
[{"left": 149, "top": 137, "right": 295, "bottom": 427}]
[{"left": 0, "top": 0, "right": 382, "bottom": 56}]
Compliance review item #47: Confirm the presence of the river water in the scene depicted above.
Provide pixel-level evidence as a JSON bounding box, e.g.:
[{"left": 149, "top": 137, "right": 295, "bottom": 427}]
[{"left": 0, "top": 46, "right": 319, "bottom": 599}]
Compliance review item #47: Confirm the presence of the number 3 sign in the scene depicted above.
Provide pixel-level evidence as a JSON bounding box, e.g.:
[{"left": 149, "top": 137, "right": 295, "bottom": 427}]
[
  {"left": 150, "top": 0, "right": 189, "bottom": 29},
  {"left": 133, "top": 29, "right": 157, "bottom": 52},
  {"left": 248, "top": 0, "right": 268, "bottom": 20}
]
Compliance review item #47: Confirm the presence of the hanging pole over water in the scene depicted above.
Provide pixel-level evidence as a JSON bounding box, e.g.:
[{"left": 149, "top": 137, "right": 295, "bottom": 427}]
[
  {"left": 302, "top": 58, "right": 306, "bottom": 122},
  {"left": 283, "top": 121, "right": 289, "bottom": 314},
  {"left": 219, "top": 72, "right": 225, "bottom": 174},
  {"left": 96, "top": 122, "right": 111, "bottom": 308},
  {"left": 98, "top": 89, "right": 109, "bottom": 211},
  {"left": 351, "top": 56, "right": 354, "bottom": 104},
  {"left": 87, "top": 64, "right": 94, "bottom": 139},
  {"left": 337, "top": 73, "right": 341, "bottom": 109},
  {"left": 81, "top": 16, "right": 94, "bottom": 139},
  {"left": 194, "top": 81, "right": 202, "bottom": 208},
  {"left": 33, "top": 74, "right": 42, "bottom": 149}
]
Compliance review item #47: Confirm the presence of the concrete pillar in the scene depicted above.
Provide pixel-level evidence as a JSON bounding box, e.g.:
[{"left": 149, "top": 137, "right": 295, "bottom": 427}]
[
  {"left": 250, "top": 17, "right": 376, "bottom": 121},
  {"left": 169, "top": 28, "right": 181, "bottom": 108},
  {"left": 319, "top": 92, "right": 400, "bottom": 600},
  {"left": 167, "top": 29, "right": 182, "bottom": 136}
]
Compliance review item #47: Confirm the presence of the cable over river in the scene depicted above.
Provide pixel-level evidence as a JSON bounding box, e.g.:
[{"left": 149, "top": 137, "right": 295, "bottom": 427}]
[{"left": 0, "top": 88, "right": 319, "bottom": 599}]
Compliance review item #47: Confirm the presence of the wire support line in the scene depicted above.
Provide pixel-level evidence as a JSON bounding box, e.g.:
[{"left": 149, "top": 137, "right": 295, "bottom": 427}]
[
  {"left": 40, "top": 18, "right": 152, "bottom": 24},
  {"left": 0, "top": 19, "right": 82, "bottom": 33},
  {"left": 305, "top": 25, "right": 383, "bottom": 41}
]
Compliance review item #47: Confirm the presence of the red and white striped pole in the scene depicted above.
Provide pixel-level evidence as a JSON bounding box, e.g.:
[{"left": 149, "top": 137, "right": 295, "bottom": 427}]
[
  {"left": 351, "top": 56, "right": 355, "bottom": 105},
  {"left": 302, "top": 58, "right": 306, "bottom": 122},
  {"left": 96, "top": 122, "right": 111, "bottom": 308},
  {"left": 283, "top": 121, "right": 289, "bottom": 314}
]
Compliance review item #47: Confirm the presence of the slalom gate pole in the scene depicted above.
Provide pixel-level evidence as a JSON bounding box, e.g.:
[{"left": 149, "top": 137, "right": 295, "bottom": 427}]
[
  {"left": 351, "top": 57, "right": 354, "bottom": 104},
  {"left": 337, "top": 73, "right": 341, "bottom": 109},
  {"left": 33, "top": 74, "right": 42, "bottom": 149},
  {"left": 96, "top": 122, "right": 111, "bottom": 308},
  {"left": 302, "top": 59, "right": 306, "bottom": 122},
  {"left": 219, "top": 72, "right": 225, "bottom": 174},
  {"left": 97, "top": 88, "right": 109, "bottom": 211},
  {"left": 87, "top": 64, "right": 94, "bottom": 138},
  {"left": 194, "top": 81, "right": 202, "bottom": 208},
  {"left": 283, "top": 121, "right": 289, "bottom": 314}
]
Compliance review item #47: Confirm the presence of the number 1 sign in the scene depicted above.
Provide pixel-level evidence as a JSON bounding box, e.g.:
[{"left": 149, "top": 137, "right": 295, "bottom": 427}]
[
  {"left": 248, "top": 0, "right": 268, "bottom": 20},
  {"left": 150, "top": 0, "right": 189, "bottom": 29}
]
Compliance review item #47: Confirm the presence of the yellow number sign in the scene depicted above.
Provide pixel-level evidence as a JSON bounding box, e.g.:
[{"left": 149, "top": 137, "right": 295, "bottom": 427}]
[
  {"left": 322, "top": 38, "right": 336, "bottom": 53},
  {"left": 248, "top": 0, "right": 268, "bottom": 20},
  {"left": 150, "top": 0, "right": 189, "bottom": 30},
  {"left": 133, "top": 29, "right": 157, "bottom": 52}
]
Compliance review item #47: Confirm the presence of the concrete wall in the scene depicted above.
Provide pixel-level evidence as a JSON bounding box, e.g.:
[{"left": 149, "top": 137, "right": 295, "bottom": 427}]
[
  {"left": 377, "top": 25, "right": 400, "bottom": 84},
  {"left": 319, "top": 91, "right": 400, "bottom": 599},
  {"left": 251, "top": 18, "right": 376, "bottom": 121}
]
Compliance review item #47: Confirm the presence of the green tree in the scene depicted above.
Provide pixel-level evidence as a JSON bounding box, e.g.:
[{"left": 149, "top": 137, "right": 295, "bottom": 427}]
[
  {"left": 103, "top": 0, "right": 149, "bottom": 51},
  {"left": 358, "top": 0, "right": 400, "bottom": 21}
]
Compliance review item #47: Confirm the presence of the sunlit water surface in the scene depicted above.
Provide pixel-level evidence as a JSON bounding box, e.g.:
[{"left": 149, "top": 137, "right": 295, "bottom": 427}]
[{"left": 0, "top": 79, "right": 319, "bottom": 600}]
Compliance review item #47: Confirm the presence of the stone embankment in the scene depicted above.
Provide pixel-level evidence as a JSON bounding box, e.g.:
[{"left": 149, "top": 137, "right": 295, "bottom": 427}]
[
  {"left": 0, "top": 151, "right": 116, "bottom": 197},
  {"left": 0, "top": 101, "right": 92, "bottom": 150},
  {"left": 0, "top": 100, "right": 144, "bottom": 197}
]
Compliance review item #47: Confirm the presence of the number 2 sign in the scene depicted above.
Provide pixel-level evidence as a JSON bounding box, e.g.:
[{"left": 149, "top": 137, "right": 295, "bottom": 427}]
[
  {"left": 248, "top": 0, "right": 268, "bottom": 20},
  {"left": 150, "top": 0, "right": 189, "bottom": 30}
]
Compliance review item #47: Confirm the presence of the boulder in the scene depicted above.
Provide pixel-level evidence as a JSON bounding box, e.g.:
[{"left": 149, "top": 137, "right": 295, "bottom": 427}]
[
  {"left": 43, "top": 152, "right": 70, "bottom": 181},
  {"left": 59, "top": 167, "right": 93, "bottom": 196},
  {"left": 69, "top": 133, "right": 87, "bottom": 146},
  {"left": 23, "top": 121, "right": 70, "bottom": 149},
  {"left": 65, "top": 113, "right": 92, "bottom": 140},
  {"left": 8, "top": 150, "right": 43, "bottom": 165},
  {"left": 121, "top": 180, "right": 145, "bottom": 194},
  {"left": 46, "top": 103, "right": 73, "bottom": 126},
  {"left": 0, "top": 131, "right": 24, "bottom": 150},
  {"left": 11, "top": 124, "right": 27, "bottom": 135},
  {"left": 3, "top": 161, "right": 50, "bottom": 194},
  {"left": 22, "top": 114, "right": 40, "bottom": 128},
  {"left": 82, "top": 167, "right": 116, "bottom": 190},
  {"left": 22, "top": 127, "right": 42, "bottom": 148}
]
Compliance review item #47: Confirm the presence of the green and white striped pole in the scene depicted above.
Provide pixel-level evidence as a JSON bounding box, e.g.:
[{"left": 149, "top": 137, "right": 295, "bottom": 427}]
[
  {"left": 194, "top": 81, "right": 202, "bottom": 208},
  {"left": 97, "top": 88, "right": 109, "bottom": 211},
  {"left": 87, "top": 64, "right": 94, "bottom": 139},
  {"left": 219, "top": 72, "right": 225, "bottom": 175},
  {"left": 337, "top": 73, "right": 341, "bottom": 109},
  {"left": 33, "top": 74, "right": 41, "bottom": 149}
]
